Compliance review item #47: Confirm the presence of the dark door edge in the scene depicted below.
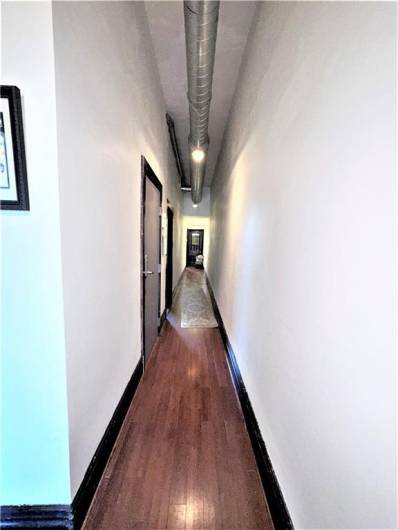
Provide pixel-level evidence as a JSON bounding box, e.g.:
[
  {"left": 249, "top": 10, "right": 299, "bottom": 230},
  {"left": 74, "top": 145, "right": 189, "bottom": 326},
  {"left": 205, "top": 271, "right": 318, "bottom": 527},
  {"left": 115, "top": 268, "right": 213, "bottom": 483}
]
[{"left": 165, "top": 206, "right": 174, "bottom": 310}]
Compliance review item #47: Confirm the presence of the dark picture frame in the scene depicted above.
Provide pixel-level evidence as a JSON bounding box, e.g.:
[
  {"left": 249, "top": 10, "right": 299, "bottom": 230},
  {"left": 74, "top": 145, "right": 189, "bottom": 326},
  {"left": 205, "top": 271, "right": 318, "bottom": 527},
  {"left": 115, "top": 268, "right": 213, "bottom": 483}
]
[{"left": 0, "top": 85, "right": 29, "bottom": 210}]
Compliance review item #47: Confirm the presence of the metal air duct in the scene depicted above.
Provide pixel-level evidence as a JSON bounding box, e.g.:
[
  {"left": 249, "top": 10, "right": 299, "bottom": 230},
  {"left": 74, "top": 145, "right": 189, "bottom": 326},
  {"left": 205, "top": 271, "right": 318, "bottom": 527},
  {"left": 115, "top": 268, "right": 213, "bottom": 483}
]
[{"left": 184, "top": 0, "right": 220, "bottom": 204}]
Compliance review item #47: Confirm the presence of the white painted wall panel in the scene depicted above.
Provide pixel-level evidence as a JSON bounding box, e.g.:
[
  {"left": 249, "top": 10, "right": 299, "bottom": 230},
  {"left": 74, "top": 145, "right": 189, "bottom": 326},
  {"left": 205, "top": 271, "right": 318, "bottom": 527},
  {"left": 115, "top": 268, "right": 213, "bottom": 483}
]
[
  {"left": 0, "top": 1, "right": 71, "bottom": 505},
  {"left": 52, "top": 1, "right": 183, "bottom": 496},
  {"left": 208, "top": 3, "right": 396, "bottom": 528}
]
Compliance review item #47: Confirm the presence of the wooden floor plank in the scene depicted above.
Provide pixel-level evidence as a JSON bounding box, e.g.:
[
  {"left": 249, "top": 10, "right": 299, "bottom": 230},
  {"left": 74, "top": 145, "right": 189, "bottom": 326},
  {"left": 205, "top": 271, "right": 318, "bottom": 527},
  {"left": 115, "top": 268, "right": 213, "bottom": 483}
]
[{"left": 82, "top": 268, "right": 273, "bottom": 530}]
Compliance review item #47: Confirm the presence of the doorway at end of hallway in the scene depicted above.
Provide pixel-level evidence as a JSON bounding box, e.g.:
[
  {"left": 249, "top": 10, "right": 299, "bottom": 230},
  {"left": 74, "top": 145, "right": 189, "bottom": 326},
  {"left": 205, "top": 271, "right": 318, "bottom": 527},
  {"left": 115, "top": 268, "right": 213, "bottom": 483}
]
[{"left": 186, "top": 228, "right": 204, "bottom": 268}]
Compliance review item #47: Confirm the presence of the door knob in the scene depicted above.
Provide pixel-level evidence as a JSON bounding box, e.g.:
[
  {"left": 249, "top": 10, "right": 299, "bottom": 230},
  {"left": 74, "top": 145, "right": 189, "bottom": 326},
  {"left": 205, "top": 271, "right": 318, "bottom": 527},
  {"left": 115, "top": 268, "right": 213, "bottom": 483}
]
[{"left": 143, "top": 270, "right": 154, "bottom": 277}]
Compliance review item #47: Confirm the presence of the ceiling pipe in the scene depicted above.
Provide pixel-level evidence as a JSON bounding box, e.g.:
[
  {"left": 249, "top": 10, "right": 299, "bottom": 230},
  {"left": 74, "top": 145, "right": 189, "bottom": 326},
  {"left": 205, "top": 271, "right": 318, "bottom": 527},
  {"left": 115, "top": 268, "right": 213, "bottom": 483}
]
[
  {"left": 184, "top": 0, "right": 220, "bottom": 205},
  {"left": 166, "top": 113, "right": 190, "bottom": 189}
]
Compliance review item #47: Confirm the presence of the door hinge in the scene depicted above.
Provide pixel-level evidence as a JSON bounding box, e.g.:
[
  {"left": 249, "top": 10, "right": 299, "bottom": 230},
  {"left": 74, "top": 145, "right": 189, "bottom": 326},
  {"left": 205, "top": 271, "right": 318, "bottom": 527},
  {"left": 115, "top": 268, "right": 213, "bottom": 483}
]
[
  {"left": 159, "top": 207, "right": 162, "bottom": 216},
  {"left": 158, "top": 263, "right": 161, "bottom": 273}
]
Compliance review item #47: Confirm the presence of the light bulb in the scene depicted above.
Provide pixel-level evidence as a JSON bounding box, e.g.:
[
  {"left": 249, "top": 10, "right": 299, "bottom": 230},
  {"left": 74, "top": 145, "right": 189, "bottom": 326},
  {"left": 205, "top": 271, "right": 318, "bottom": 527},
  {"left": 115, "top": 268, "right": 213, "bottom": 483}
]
[
  {"left": 193, "top": 203, "right": 198, "bottom": 208},
  {"left": 191, "top": 149, "right": 205, "bottom": 163}
]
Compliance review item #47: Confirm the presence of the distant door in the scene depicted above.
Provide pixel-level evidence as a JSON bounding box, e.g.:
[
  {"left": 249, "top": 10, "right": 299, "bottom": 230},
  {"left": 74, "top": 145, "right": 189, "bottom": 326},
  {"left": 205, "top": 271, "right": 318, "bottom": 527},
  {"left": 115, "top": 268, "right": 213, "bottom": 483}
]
[
  {"left": 186, "top": 229, "right": 204, "bottom": 267},
  {"left": 165, "top": 207, "right": 174, "bottom": 310},
  {"left": 141, "top": 158, "right": 162, "bottom": 364}
]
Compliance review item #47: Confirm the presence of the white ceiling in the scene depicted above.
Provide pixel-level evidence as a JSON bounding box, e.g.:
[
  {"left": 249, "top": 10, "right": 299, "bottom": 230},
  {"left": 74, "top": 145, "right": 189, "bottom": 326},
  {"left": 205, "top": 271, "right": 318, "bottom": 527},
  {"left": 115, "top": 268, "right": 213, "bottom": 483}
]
[{"left": 145, "top": 1, "right": 257, "bottom": 185}]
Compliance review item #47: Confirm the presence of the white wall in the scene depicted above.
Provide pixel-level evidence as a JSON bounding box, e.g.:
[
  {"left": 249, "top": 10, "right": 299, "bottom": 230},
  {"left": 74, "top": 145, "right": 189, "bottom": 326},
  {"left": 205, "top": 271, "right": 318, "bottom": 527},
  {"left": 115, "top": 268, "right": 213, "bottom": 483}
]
[
  {"left": 0, "top": 2, "right": 71, "bottom": 505},
  {"left": 208, "top": 3, "right": 396, "bottom": 529},
  {"left": 52, "top": 1, "right": 183, "bottom": 497}
]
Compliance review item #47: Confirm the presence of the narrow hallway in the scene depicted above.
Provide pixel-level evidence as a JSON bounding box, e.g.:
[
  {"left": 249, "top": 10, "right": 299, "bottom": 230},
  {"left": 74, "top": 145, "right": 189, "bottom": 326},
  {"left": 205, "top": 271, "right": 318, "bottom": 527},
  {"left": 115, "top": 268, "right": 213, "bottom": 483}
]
[
  {"left": 1, "top": 2, "right": 396, "bottom": 529},
  {"left": 82, "top": 268, "right": 273, "bottom": 530}
]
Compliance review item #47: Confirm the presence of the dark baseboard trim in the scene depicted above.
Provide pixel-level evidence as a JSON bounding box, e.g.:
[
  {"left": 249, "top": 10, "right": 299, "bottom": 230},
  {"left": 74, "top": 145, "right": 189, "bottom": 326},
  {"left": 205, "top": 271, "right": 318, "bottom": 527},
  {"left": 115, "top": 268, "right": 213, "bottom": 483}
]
[
  {"left": 2, "top": 358, "right": 144, "bottom": 530},
  {"left": 206, "top": 275, "right": 294, "bottom": 530},
  {"left": 159, "top": 308, "right": 167, "bottom": 332},
  {"left": 0, "top": 504, "right": 73, "bottom": 529},
  {"left": 171, "top": 268, "right": 186, "bottom": 303},
  {"left": 72, "top": 357, "right": 143, "bottom": 529}
]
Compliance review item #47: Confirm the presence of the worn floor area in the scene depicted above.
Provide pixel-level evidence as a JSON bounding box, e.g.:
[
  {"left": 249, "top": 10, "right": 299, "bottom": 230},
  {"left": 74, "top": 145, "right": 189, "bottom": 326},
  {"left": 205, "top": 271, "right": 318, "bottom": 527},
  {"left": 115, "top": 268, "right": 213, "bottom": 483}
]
[
  {"left": 82, "top": 269, "right": 273, "bottom": 530},
  {"left": 180, "top": 268, "right": 218, "bottom": 328}
]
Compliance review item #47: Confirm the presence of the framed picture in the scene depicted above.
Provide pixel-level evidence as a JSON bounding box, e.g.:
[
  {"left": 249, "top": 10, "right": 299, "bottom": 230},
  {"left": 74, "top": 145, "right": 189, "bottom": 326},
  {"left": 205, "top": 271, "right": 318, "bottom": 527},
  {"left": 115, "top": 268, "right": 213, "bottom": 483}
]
[{"left": 0, "top": 85, "right": 29, "bottom": 210}]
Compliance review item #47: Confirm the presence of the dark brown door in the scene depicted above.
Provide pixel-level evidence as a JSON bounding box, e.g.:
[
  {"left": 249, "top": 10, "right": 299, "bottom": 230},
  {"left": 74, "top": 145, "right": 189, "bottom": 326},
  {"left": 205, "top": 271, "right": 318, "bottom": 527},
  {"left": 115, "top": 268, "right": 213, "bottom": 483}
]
[
  {"left": 186, "top": 229, "right": 204, "bottom": 267},
  {"left": 141, "top": 158, "right": 162, "bottom": 364}
]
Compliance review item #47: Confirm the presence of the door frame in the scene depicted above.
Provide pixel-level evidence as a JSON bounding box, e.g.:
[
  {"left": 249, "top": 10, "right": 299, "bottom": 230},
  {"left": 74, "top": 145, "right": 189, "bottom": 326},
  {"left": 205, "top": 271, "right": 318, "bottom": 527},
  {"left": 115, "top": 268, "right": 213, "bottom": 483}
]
[
  {"left": 186, "top": 228, "right": 204, "bottom": 267},
  {"left": 165, "top": 205, "right": 174, "bottom": 311},
  {"left": 140, "top": 156, "right": 162, "bottom": 370}
]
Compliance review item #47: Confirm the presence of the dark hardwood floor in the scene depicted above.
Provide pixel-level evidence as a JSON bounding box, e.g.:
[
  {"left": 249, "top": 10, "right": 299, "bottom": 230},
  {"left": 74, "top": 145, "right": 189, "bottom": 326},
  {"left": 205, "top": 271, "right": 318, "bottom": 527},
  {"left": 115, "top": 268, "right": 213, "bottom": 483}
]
[{"left": 82, "top": 269, "right": 273, "bottom": 530}]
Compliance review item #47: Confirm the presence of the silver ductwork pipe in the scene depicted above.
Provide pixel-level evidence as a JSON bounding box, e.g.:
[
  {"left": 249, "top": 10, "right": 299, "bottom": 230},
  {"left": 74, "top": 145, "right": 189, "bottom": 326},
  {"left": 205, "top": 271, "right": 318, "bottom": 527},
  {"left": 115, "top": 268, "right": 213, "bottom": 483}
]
[{"left": 184, "top": 0, "right": 220, "bottom": 204}]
